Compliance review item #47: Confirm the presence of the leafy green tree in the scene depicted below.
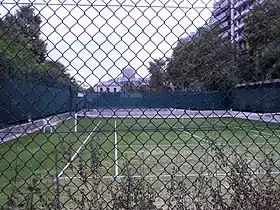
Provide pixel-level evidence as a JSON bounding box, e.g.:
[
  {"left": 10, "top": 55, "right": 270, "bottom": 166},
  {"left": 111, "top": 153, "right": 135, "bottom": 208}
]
[
  {"left": 0, "top": 37, "right": 39, "bottom": 77},
  {"left": 148, "top": 59, "right": 171, "bottom": 91},
  {"left": 0, "top": 5, "right": 79, "bottom": 88},
  {"left": 0, "top": 6, "right": 46, "bottom": 78},
  {"left": 168, "top": 28, "right": 237, "bottom": 91},
  {"left": 245, "top": 0, "right": 280, "bottom": 56},
  {"left": 43, "top": 60, "right": 70, "bottom": 84},
  {"left": 121, "top": 83, "right": 137, "bottom": 92},
  {"left": 233, "top": 49, "right": 256, "bottom": 83},
  {"left": 137, "top": 84, "right": 151, "bottom": 92},
  {"left": 244, "top": 0, "right": 280, "bottom": 81},
  {"left": 2, "top": 6, "right": 47, "bottom": 62}
]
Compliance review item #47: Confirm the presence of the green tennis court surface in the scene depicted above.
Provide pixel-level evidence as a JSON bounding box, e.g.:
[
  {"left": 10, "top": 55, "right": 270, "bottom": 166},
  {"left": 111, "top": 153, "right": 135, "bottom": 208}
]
[{"left": 1, "top": 117, "right": 280, "bottom": 205}]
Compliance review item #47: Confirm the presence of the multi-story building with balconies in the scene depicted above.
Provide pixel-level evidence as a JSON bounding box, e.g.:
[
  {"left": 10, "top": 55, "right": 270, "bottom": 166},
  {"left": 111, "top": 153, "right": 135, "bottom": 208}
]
[
  {"left": 209, "top": 0, "right": 231, "bottom": 40},
  {"left": 232, "top": 0, "right": 265, "bottom": 47},
  {"left": 210, "top": 0, "right": 266, "bottom": 48}
]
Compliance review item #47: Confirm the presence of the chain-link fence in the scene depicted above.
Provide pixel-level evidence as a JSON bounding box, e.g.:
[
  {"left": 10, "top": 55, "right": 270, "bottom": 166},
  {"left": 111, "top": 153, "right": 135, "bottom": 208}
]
[{"left": 1, "top": 0, "right": 280, "bottom": 209}]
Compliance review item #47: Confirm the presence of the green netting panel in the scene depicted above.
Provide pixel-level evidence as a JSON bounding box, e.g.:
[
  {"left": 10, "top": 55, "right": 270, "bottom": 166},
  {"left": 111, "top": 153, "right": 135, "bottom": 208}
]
[
  {"left": 232, "top": 82, "right": 280, "bottom": 112},
  {"left": 86, "top": 92, "right": 146, "bottom": 109},
  {"left": 0, "top": 78, "right": 75, "bottom": 125},
  {"left": 0, "top": 80, "right": 18, "bottom": 127},
  {"left": 85, "top": 91, "right": 231, "bottom": 110}
]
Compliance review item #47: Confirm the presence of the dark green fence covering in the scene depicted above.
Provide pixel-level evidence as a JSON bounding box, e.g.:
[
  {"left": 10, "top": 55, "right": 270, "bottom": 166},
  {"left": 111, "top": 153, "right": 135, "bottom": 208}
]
[
  {"left": 231, "top": 81, "right": 280, "bottom": 113},
  {"left": 1, "top": 80, "right": 280, "bottom": 128},
  {"left": 0, "top": 78, "right": 77, "bottom": 127},
  {"left": 86, "top": 91, "right": 232, "bottom": 110}
]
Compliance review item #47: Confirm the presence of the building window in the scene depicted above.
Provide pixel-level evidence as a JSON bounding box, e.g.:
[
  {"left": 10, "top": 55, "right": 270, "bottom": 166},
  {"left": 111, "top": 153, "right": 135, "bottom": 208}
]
[
  {"left": 100, "top": 87, "right": 103, "bottom": 92},
  {"left": 106, "top": 87, "right": 110, "bottom": 92},
  {"left": 114, "top": 88, "right": 117, "bottom": 92}
]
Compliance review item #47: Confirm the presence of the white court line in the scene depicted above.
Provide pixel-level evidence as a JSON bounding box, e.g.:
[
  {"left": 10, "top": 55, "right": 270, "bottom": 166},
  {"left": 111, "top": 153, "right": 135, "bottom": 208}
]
[
  {"left": 117, "top": 142, "right": 280, "bottom": 149},
  {"left": 57, "top": 121, "right": 101, "bottom": 179},
  {"left": 182, "top": 131, "right": 203, "bottom": 140},
  {"left": 230, "top": 126, "right": 279, "bottom": 138},
  {"left": 181, "top": 130, "right": 212, "bottom": 144},
  {"left": 250, "top": 130, "right": 279, "bottom": 139},
  {"left": 183, "top": 126, "right": 279, "bottom": 142},
  {"left": 118, "top": 144, "right": 187, "bottom": 148},
  {"left": 114, "top": 120, "right": 118, "bottom": 178},
  {"left": 60, "top": 170, "right": 280, "bottom": 180}
]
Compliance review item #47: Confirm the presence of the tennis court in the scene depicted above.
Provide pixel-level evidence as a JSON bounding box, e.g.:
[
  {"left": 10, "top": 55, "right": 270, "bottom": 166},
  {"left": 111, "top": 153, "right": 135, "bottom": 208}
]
[
  {"left": 62, "top": 115, "right": 280, "bottom": 179},
  {"left": 1, "top": 109, "right": 280, "bottom": 207}
]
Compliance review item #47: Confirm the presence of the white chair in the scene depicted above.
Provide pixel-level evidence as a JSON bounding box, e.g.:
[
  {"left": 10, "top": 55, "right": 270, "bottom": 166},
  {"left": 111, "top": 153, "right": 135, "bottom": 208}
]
[{"left": 42, "top": 119, "right": 56, "bottom": 133}]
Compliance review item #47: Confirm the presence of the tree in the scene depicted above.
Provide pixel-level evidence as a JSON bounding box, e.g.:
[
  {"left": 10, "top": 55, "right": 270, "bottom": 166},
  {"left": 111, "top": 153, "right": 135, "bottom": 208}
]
[
  {"left": 0, "top": 6, "right": 46, "bottom": 77},
  {"left": 43, "top": 60, "right": 70, "bottom": 84},
  {"left": 0, "top": 35, "right": 40, "bottom": 77},
  {"left": 233, "top": 49, "right": 256, "bottom": 83},
  {"left": 148, "top": 59, "right": 171, "bottom": 91},
  {"left": 244, "top": 0, "right": 280, "bottom": 81},
  {"left": 245, "top": 0, "right": 280, "bottom": 56},
  {"left": 137, "top": 84, "right": 151, "bottom": 92},
  {"left": 2, "top": 6, "right": 47, "bottom": 62},
  {"left": 121, "top": 83, "right": 137, "bottom": 92},
  {"left": 167, "top": 28, "right": 237, "bottom": 91},
  {"left": 0, "top": 6, "right": 79, "bottom": 88}
]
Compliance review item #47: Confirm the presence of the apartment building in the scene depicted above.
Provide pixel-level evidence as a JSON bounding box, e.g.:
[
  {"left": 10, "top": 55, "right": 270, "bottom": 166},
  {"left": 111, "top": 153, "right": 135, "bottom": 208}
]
[
  {"left": 233, "top": 0, "right": 265, "bottom": 45},
  {"left": 210, "top": 0, "right": 266, "bottom": 47},
  {"left": 209, "top": 0, "right": 231, "bottom": 40}
]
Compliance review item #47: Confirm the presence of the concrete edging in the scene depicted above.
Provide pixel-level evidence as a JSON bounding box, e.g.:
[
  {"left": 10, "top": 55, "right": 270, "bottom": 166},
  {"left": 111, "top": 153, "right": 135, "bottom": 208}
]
[{"left": 0, "top": 112, "right": 73, "bottom": 143}]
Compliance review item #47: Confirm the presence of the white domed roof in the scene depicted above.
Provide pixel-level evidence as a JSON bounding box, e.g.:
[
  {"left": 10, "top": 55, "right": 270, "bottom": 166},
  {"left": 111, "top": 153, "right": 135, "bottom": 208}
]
[{"left": 122, "top": 66, "right": 136, "bottom": 79}]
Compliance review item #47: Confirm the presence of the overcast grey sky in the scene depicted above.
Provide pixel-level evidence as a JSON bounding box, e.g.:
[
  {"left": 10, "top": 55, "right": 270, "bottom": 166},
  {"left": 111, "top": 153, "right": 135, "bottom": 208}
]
[{"left": 1, "top": 0, "right": 215, "bottom": 87}]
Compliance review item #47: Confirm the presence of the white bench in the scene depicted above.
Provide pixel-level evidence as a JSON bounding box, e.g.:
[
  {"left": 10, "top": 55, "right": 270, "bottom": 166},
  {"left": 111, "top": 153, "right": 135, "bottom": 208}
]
[{"left": 42, "top": 119, "right": 57, "bottom": 133}]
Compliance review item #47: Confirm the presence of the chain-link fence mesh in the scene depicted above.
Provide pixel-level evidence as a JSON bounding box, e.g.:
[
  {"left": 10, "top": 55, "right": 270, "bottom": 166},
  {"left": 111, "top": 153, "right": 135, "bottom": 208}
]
[{"left": 1, "top": 0, "right": 280, "bottom": 209}]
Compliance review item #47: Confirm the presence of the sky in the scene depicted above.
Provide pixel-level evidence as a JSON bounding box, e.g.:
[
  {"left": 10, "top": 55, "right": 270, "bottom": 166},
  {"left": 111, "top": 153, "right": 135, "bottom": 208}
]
[{"left": 0, "top": 0, "right": 215, "bottom": 87}]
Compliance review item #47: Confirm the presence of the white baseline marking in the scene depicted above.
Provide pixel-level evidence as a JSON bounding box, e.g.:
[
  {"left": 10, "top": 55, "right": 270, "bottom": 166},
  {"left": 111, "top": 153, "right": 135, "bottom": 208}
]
[
  {"left": 57, "top": 121, "right": 101, "bottom": 179},
  {"left": 230, "top": 126, "right": 279, "bottom": 139},
  {"left": 247, "top": 130, "right": 279, "bottom": 141},
  {"left": 60, "top": 170, "right": 280, "bottom": 180},
  {"left": 182, "top": 131, "right": 203, "bottom": 140},
  {"left": 181, "top": 130, "right": 211, "bottom": 144},
  {"left": 117, "top": 142, "right": 280, "bottom": 149}
]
